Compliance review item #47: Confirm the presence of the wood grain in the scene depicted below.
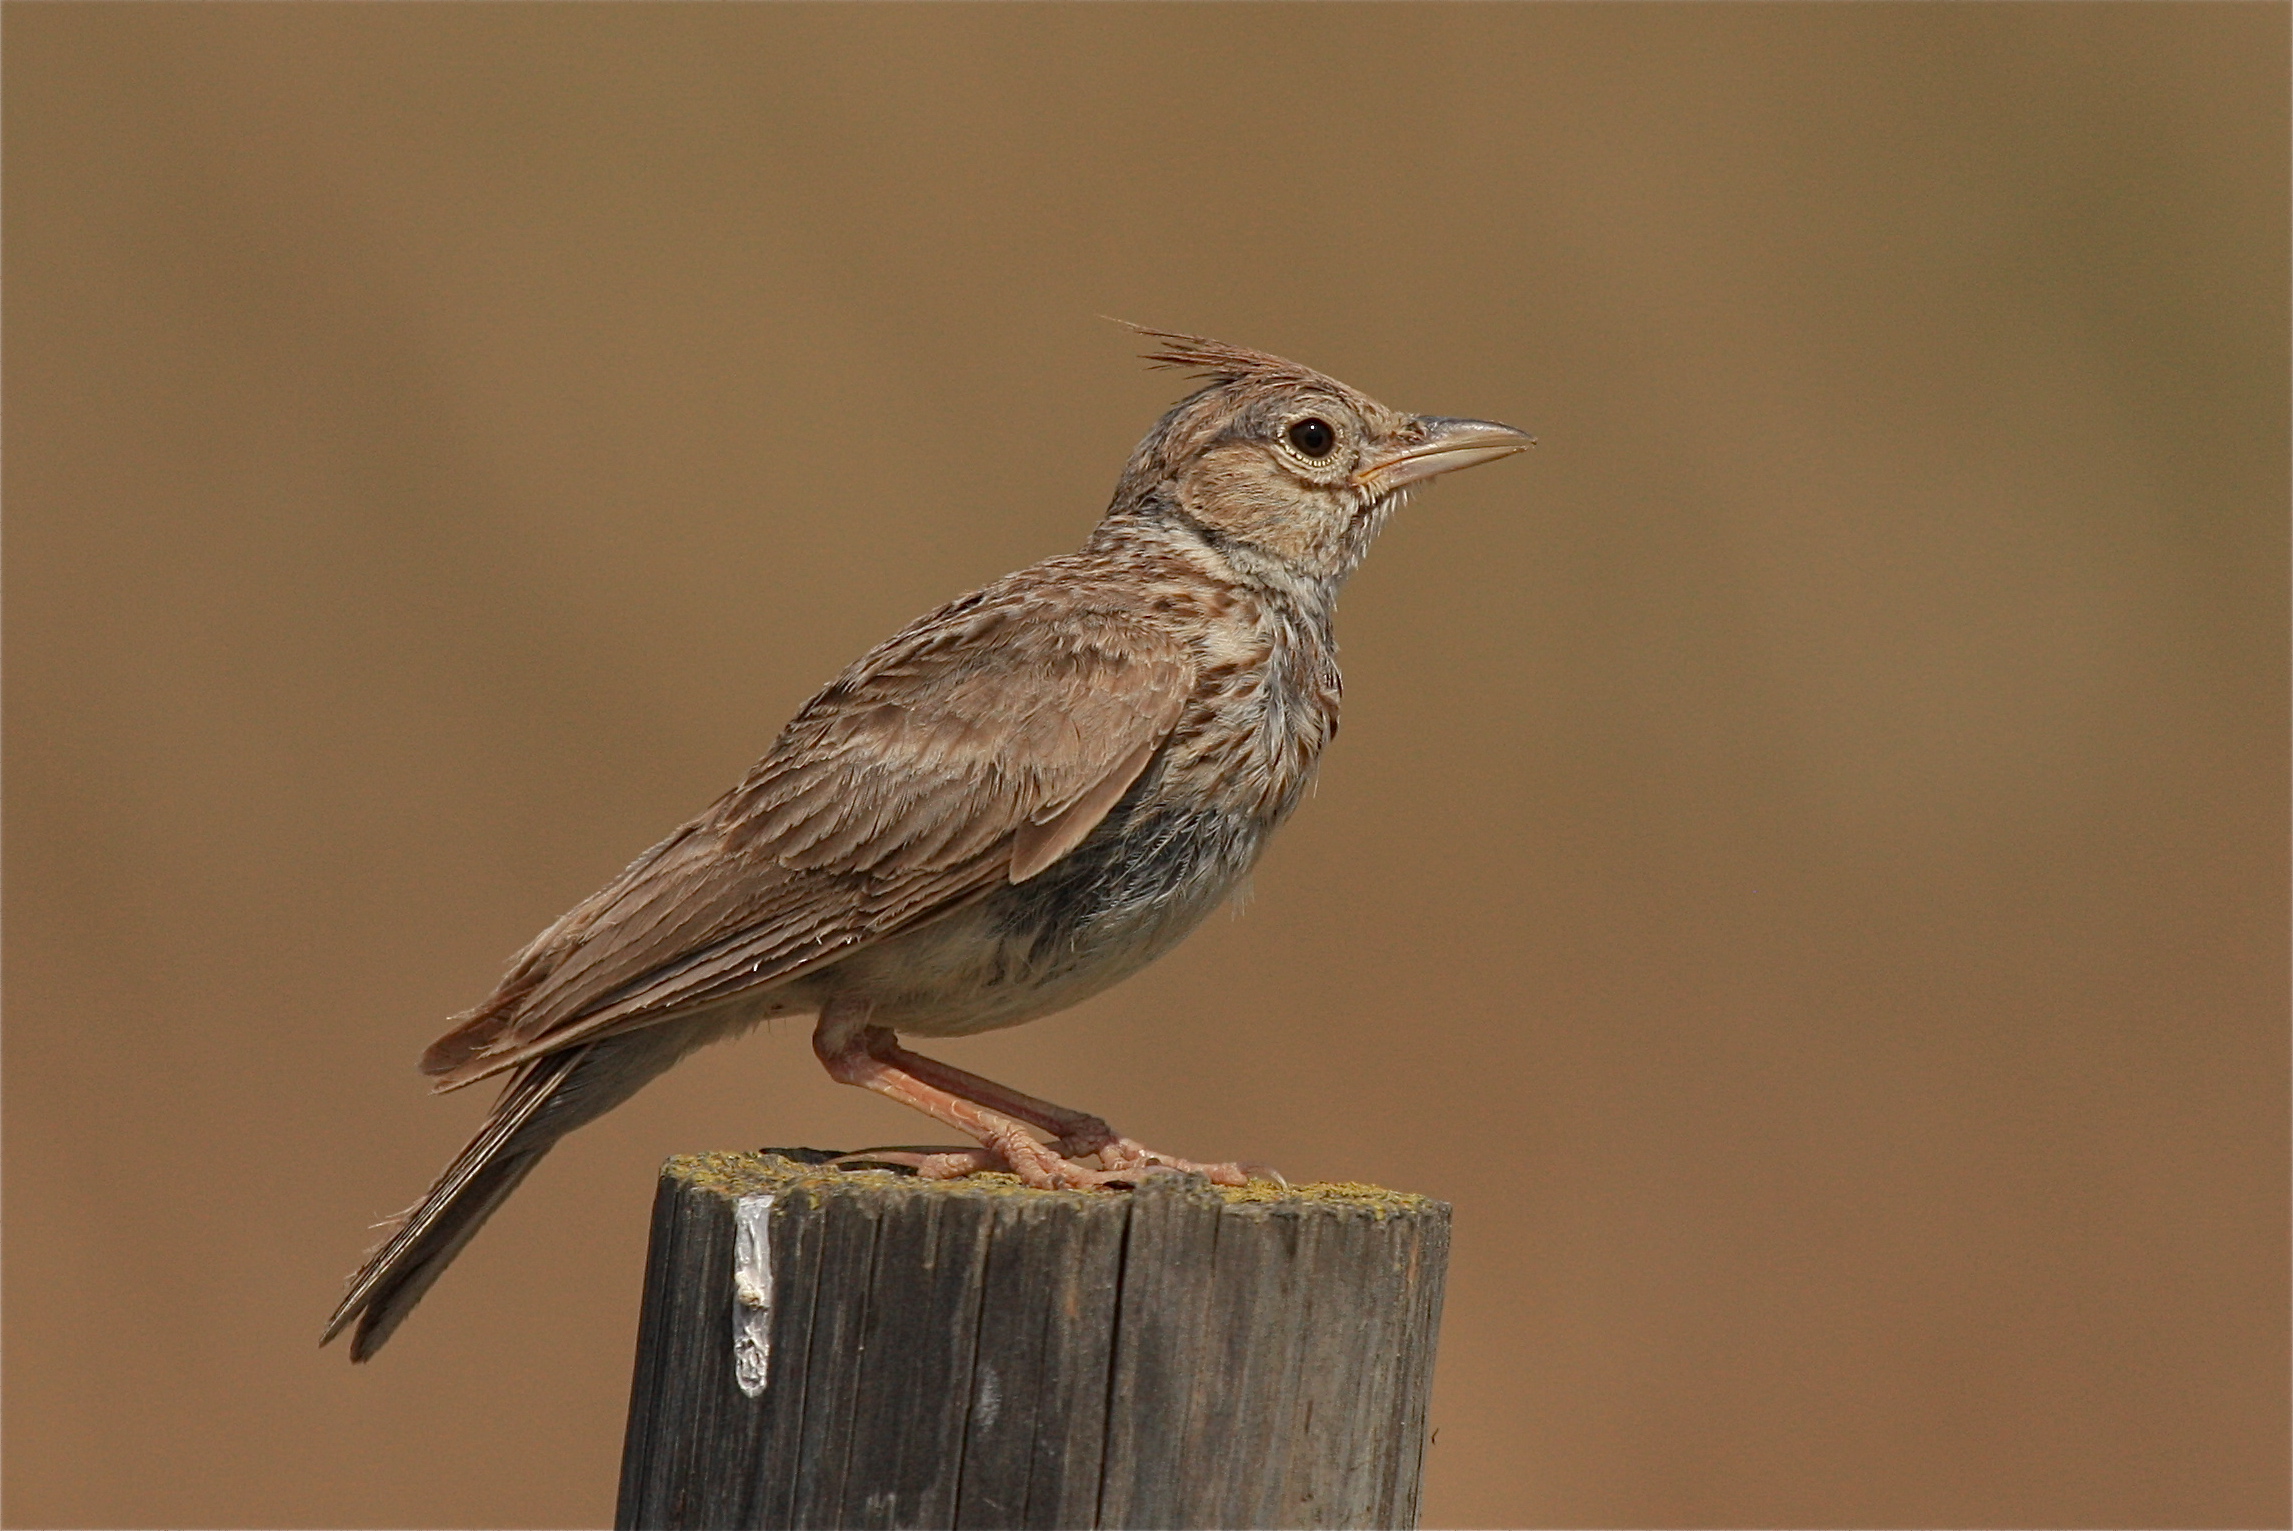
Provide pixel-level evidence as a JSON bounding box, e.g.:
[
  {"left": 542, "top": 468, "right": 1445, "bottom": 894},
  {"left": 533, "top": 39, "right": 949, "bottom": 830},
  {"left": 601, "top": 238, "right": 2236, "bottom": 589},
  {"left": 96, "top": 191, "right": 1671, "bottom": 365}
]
[{"left": 617, "top": 1150, "right": 1451, "bottom": 1530}]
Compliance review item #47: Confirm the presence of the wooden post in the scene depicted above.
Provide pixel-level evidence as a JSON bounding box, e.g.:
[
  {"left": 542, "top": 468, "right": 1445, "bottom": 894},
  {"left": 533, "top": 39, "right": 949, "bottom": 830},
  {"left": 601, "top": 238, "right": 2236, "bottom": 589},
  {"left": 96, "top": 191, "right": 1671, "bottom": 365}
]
[{"left": 616, "top": 1149, "right": 1451, "bottom": 1531}]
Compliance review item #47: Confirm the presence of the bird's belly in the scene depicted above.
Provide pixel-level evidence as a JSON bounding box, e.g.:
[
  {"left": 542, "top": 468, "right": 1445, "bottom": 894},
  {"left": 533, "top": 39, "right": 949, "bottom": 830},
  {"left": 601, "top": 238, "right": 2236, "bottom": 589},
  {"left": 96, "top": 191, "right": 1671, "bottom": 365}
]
[{"left": 814, "top": 803, "right": 1263, "bottom": 1039}]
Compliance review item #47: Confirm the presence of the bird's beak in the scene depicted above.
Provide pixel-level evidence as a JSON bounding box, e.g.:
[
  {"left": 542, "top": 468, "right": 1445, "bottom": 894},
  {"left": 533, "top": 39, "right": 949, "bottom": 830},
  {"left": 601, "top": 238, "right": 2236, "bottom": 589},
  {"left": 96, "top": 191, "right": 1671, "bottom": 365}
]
[{"left": 1358, "top": 417, "right": 1537, "bottom": 491}]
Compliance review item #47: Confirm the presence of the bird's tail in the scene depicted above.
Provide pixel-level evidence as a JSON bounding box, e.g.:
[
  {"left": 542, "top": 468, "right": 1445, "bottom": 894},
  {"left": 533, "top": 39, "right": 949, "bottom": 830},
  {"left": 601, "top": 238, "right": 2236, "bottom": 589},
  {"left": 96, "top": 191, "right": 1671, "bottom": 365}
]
[{"left": 322, "top": 1024, "right": 700, "bottom": 1361}]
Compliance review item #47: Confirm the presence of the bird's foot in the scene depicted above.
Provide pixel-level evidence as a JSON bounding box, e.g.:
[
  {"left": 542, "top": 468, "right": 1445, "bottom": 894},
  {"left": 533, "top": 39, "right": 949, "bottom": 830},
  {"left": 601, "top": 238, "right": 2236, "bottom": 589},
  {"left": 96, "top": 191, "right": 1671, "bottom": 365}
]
[
  {"left": 813, "top": 1027, "right": 1279, "bottom": 1189},
  {"left": 827, "top": 1136, "right": 1109, "bottom": 1189},
  {"left": 835, "top": 1137, "right": 1276, "bottom": 1190},
  {"left": 829, "top": 1145, "right": 1003, "bottom": 1177},
  {"left": 1043, "top": 1123, "right": 1275, "bottom": 1188},
  {"left": 1091, "top": 1136, "right": 1280, "bottom": 1188}
]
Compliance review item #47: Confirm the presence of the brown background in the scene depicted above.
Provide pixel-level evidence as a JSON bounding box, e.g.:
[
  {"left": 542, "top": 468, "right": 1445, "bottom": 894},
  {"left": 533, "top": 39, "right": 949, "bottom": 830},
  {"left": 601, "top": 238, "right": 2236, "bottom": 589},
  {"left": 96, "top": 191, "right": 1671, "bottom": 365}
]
[{"left": 5, "top": 4, "right": 2284, "bottom": 1527}]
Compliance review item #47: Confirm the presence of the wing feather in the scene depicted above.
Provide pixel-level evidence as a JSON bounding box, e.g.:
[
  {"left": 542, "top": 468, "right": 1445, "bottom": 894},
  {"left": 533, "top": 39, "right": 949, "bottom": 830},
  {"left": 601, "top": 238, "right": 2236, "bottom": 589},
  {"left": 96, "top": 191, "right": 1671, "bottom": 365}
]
[{"left": 423, "top": 583, "right": 1192, "bottom": 1089}]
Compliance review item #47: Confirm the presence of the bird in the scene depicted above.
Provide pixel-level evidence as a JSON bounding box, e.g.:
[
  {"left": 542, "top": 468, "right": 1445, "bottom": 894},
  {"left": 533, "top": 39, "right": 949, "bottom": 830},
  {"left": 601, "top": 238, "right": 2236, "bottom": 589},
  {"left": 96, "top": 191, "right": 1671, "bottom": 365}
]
[{"left": 324, "top": 330, "right": 1533, "bottom": 1360}]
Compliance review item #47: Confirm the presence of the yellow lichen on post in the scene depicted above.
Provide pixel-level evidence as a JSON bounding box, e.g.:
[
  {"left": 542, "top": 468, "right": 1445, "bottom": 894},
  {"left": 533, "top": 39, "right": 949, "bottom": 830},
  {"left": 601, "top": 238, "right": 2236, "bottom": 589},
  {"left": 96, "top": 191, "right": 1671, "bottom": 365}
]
[{"left": 665, "top": 1148, "right": 1433, "bottom": 1215}]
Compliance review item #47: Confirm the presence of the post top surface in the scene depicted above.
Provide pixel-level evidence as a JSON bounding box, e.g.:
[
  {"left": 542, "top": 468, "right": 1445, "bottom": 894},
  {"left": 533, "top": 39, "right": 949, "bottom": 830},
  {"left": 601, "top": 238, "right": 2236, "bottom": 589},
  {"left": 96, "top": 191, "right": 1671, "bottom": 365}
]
[{"left": 665, "top": 1148, "right": 1447, "bottom": 1220}]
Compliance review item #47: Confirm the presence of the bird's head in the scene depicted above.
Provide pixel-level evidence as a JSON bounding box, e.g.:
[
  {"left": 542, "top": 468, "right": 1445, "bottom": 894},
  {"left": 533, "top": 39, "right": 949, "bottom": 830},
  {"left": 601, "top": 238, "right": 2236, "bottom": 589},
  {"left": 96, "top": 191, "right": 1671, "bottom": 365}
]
[{"left": 1101, "top": 329, "right": 1534, "bottom": 591}]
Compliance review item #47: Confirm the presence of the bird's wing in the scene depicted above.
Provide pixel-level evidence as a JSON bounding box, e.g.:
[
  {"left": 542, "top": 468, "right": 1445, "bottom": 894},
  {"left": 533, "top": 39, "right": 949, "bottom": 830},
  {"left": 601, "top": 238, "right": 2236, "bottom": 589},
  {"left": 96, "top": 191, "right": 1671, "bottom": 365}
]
[{"left": 422, "top": 591, "right": 1193, "bottom": 1089}]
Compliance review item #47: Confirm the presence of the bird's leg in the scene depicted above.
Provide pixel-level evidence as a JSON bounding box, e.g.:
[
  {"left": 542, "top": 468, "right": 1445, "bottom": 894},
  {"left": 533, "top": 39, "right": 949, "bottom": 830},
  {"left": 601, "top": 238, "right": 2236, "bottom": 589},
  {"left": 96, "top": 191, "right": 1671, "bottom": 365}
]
[
  {"left": 865, "top": 1033, "right": 1271, "bottom": 1184},
  {"left": 859, "top": 1031, "right": 1119, "bottom": 1159},
  {"left": 810, "top": 1002, "right": 1265, "bottom": 1186},
  {"left": 813, "top": 1016, "right": 1102, "bottom": 1190}
]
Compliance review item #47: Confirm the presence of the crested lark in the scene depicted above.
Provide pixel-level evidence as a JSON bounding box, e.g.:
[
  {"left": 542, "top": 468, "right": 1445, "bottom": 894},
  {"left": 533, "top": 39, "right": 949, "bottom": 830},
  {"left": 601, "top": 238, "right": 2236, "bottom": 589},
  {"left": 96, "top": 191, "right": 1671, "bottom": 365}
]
[{"left": 325, "top": 332, "right": 1532, "bottom": 1359}]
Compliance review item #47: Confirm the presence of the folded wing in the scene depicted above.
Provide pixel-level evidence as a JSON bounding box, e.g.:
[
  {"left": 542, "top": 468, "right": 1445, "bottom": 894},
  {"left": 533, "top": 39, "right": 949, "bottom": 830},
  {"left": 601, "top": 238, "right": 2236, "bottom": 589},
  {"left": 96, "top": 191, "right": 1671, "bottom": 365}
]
[{"left": 422, "top": 591, "right": 1193, "bottom": 1089}]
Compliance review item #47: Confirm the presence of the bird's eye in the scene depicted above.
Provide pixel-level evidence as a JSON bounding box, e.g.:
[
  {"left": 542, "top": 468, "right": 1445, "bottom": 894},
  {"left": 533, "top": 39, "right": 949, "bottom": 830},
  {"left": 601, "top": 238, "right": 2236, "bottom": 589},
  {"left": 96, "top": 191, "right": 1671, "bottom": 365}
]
[{"left": 1285, "top": 417, "right": 1337, "bottom": 459}]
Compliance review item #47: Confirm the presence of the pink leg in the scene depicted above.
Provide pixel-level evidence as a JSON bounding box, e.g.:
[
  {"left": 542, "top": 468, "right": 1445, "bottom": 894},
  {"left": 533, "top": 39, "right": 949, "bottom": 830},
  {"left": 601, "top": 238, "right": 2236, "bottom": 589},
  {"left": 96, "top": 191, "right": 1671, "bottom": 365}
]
[
  {"left": 810, "top": 1009, "right": 1266, "bottom": 1188},
  {"left": 813, "top": 1022, "right": 1113, "bottom": 1189},
  {"left": 867, "top": 1032, "right": 1268, "bottom": 1184},
  {"left": 863, "top": 1033, "right": 1117, "bottom": 1156}
]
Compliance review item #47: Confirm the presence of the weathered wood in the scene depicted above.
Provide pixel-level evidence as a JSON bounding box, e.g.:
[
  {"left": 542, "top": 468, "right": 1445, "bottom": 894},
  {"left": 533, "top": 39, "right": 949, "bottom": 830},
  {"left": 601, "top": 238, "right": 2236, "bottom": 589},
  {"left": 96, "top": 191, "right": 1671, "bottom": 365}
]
[{"left": 616, "top": 1150, "right": 1451, "bottom": 1531}]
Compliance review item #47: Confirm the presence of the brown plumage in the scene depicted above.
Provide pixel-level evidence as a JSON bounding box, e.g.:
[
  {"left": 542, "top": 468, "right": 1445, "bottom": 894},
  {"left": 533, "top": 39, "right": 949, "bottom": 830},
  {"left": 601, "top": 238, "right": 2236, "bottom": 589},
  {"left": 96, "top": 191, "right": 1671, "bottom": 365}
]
[{"left": 324, "top": 332, "right": 1532, "bottom": 1360}]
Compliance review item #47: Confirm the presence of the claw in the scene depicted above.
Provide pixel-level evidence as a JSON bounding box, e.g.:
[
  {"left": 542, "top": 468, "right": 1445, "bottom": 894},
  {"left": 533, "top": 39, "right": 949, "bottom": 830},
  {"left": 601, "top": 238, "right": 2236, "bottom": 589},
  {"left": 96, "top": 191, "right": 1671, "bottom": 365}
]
[
  {"left": 833, "top": 1140, "right": 1283, "bottom": 1192},
  {"left": 834, "top": 1145, "right": 1083, "bottom": 1183},
  {"left": 830, "top": 1146, "right": 1010, "bottom": 1179},
  {"left": 1091, "top": 1136, "right": 1270, "bottom": 1187}
]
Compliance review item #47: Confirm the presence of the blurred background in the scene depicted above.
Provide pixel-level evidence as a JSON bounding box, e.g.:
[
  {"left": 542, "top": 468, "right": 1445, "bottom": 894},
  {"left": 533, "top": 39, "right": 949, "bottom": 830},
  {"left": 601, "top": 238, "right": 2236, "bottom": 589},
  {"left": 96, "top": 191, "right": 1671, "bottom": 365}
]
[{"left": 6, "top": 5, "right": 2284, "bottom": 1527}]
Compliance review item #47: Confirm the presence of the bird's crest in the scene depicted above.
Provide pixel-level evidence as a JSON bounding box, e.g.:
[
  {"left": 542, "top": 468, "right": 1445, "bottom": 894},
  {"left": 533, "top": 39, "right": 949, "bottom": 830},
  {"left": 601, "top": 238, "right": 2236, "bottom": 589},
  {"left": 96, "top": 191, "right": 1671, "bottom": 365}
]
[{"left": 1120, "top": 324, "right": 1334, "bottom": 391}]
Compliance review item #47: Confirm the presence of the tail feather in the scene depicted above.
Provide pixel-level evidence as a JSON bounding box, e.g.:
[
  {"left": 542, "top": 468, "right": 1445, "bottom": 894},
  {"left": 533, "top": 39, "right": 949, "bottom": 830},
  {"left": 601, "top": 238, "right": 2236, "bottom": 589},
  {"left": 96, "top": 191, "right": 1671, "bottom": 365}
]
[
  {"left": 323, "top": 1024, "right": 706, "bottom": 1360},
  {"left": 335, "top": 1150, "right": 550, "bottom": 1361}
]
